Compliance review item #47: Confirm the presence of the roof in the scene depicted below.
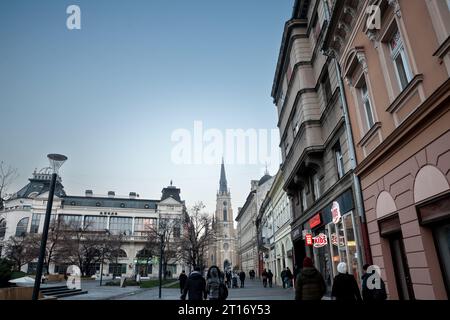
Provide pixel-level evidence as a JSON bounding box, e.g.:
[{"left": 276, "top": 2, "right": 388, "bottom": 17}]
[
  {"left": 235, "top": 190, "right": 256, "bottom": 222},
  {"left": 258, "top": 174, "right": 272, "bottom": 186},
  {"left": 11, "top": 173, "right": 66, "bottom": 200},
  {"left": 61, "top": 196, "right": 158, "bottom": 210}
]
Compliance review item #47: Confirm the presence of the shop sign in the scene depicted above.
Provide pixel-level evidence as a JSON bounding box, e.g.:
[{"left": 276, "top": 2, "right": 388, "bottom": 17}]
[
  {"left": 302, "top": 229, "right": 311, "bottom": 240},
  {"left": 305, "top": 234, "right": 313, "bottom": 246},
  {"left": 331, "top": 233, "right": 345, "bottom": 247},
  {"left": 313, "top": 233, "right": 328, "bottom": 248},
  {"left": 332, "top": 201, "right": 341, "bottom": 224},
  {"left": 309, "top": 213, "right": 321, "bottom": 229}
]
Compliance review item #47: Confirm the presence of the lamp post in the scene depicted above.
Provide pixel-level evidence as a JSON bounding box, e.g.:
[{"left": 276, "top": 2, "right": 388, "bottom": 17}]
[
  {"left": 158, "top": 234, "right": 164, "bottom": 299},
  {"left": 32, "top": 154, "right": 67, "bottom": 300}
]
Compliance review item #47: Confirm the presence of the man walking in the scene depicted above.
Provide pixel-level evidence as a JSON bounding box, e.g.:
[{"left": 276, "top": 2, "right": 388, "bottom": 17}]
[
  {"left": 281, "top": 268, "right": 287, "bottom": 288},
  {"left": 239, "top": 270, "right": 246, "bottom": 288},
  {"left": 178, "top": 270, "right": 188, "bottom": 294},
  {"left": 267, "top": 270, "right": 273, "bottom": 288},
  {"left": 181, "top": 266, "right": 207, "bottom": 301}
]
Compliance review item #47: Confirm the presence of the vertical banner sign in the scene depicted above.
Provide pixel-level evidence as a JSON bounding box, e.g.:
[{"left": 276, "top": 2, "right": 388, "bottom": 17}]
[
  {"left": 305, "top": 234, "right": 313, "bottom": 246},
  {"left": 331, "top": 201, "right": 341, "bottom": 224}
]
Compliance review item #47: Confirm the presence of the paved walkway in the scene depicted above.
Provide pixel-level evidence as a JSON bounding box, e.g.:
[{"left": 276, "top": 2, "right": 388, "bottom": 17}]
[
  {"left": 60, "top": 278, "right": 295, "bottom": 300},
  {"left": 117, "top": 278, "right": 295, "bottom": 300}
]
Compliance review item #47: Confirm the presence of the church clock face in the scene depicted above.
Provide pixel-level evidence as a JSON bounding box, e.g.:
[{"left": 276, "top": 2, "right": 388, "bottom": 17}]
[{"left": 223, "top": 243, "right": 229, "bottom": 251}]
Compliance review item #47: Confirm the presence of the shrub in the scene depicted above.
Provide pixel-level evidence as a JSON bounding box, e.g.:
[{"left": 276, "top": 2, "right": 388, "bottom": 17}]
[{"left": 0, "top": 259, "right": 13, "bottom": 288}]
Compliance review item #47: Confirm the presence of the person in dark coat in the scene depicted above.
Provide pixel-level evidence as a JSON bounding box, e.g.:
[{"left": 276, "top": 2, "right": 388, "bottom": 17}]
[
  {"left": 281, "top": 268, "right": 287, "bottom": 288},
  {"left": 239, "top": 271, "right": 246, "bottom": 288},
  {"left": 331, "top": 262, "right": 362, "bottom": 301},
  {"left": 295, "top": 257, "right": 326, "bottom": 300},
  {"left": 262, "top": 269, "right": 268, "bottom": 287},
  {"left": 285, "top": 267, "right": 293, "bottom": 288},
  {"left": 267, "top": 270, "right": 274, "bottom": 288},
  {"left": 225, "top": 271, "right": 232, "bottom": 288},
  {"left": 178, "top": 270, "right": 188, "bottom": 294},
  {"left": 181, "top": 266, "right": 207, "bottom": 301},
  {"left": 361, "top": 264, "right": 387, "bottom": 301}
]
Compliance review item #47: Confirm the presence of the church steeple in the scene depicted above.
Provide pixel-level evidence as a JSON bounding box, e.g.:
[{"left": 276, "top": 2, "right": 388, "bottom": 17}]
[{"left": 219, "top": 157, "right": 228, "bottom": 194}]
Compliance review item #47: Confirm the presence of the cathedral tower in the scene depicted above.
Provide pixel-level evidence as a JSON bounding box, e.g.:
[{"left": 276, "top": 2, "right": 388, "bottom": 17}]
[{"left": 210, "top": 158, "right": 238, "bottom": 272}]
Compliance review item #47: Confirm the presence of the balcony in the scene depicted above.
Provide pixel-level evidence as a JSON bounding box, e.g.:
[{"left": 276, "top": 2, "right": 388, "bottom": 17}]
[{"left": 282, "top": 120, "right": 324, "bottom": 190}]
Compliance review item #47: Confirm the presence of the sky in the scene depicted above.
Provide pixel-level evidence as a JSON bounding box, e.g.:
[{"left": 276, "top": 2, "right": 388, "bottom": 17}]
[{"left": 0, "top": 0, "right": 293, "bottom": 216}]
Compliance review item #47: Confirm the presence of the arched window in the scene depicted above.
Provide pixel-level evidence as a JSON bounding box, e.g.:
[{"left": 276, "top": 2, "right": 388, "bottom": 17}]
[
  {"left": 15, "top": 217, "right": 29, "bottom": 237},
  {"left": 223, "top": 208, "right": 227, "bottom": 222},
  {"left": 0, "top": 219, "right": 6, "bottom": 239},
  {"left": 114, "top": 249, "right": 127, "bottom": 258}
]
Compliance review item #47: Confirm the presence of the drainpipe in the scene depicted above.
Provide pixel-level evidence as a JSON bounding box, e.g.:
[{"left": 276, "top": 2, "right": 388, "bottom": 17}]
[{"left": 321, "top": 0, "right": 372, "bottom": 269}]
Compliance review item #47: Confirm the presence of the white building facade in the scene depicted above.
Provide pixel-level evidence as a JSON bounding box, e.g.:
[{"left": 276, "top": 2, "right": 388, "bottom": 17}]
[{"left": 0, "top": 169, "right": 187, "bottom": 279}]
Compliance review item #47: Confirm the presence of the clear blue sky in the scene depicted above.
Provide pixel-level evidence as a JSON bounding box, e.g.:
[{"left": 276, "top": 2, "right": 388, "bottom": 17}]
[{"left": 0, "top": 0, "right": 293, "bottom": 215}]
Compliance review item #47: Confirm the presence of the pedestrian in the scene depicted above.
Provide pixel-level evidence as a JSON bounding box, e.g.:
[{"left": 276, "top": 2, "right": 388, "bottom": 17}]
[
  {"left": 295, "top": 257, "right": 326, "bottom": 300},
  {"left": 286, "top": 267, "right": 293, "bottom": 288},
  {"left": 225, "top": 271, "right": 231, "bottom": 288},
  {"left": 262, "top": 269, "right": 268, "bottom": 288},
  {"left": 239, "top": 270, "right": 246, "bottom": 288},
  {"left": 206, "top": 265, "right": 224, "bottom": 300},
  {"left": 232, "top": 272, "right": 239, "bottom": 288},
  {"left": 331, "top": 262, "right": 362, "bottom": 301},
  {"left": 280, "top": 268, "right": 287, "bottom": 288},
  {"left": 178, "top": 270, "right": 188, "bottom": 294},
  {"left": 293, "top": 264, "right": 300, "bottom": 286},
  {"left": 267, "top": 269, "right": 273, "bottom": 288},
  {"left": 361, "top": 264, "right": 387, "bottom": 301},
  {"left": 180, "top": 266, "right": 207, "bottom": 301}
]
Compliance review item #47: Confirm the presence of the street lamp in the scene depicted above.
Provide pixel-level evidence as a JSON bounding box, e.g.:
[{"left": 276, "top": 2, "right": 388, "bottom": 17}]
[{"left": 32, "top": 154, "right": 67, "bottom": 300}]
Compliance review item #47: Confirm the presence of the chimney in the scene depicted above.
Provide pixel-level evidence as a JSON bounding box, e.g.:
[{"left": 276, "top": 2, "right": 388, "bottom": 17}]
[
  {"left": 108, "top": 191, "right": 115, "bottom": 198},
  {"left": 129, "top": 192, "right": 136, "bottom": 199},
  {"left": 85, "top": 190, "right": 93, "bottom": 197}
]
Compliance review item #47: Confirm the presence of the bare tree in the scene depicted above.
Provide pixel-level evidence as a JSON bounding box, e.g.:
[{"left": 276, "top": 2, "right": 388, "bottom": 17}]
[
  {"left": 144, "top": 214, "right": 183, "bottom": 279},
  {"left": 56, "top": 221, "right": 125, "bottom": 277},
  {"left": 3, "top": 235, "right": 40, "bottom": 271},
  {"left": 179, "top": 202, "right": 215, "bottom": 270},
  {"left": 0, "top": 161, "right": 18, "bottom": 209}
]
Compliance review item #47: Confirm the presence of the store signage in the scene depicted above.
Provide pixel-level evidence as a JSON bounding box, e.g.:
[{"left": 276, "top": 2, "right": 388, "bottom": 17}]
[
  {"left": 313, "top": 233, "right": 328, "bottom": 248},
  {"left": 332, "top": 201, "right": 341, "bottom": 224},
  {"left": 309, "top": 213, "right": 321, "bottom": 229},
  {"left": 305, "top": 234, "right": 313, "bottom": 246},
  {"left": 331, "top": 233, "right": 345, "bottom": 247}
]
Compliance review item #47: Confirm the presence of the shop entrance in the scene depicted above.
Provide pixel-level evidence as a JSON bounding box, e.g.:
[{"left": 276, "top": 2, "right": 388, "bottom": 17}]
[
  {"left": 293, "top": 239, "right": 306, "bottom": 268},
  {"left": 389, "top": 233, "right": 415, "bottom": 300},
  {"left": 433, "top": 222, "right": 450, "bottom": 297}
]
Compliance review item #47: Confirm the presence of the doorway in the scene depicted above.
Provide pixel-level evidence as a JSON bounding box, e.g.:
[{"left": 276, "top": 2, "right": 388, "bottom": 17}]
[{"left": 389, "top": 233, "right": 415, "bottom": 300}]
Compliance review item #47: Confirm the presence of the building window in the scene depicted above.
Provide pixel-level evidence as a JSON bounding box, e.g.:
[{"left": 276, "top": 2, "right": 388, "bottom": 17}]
[
  {"left": 109, "top": 217, "right": 132, "bottom": 236},
  {"left": 321, "top": 70, "right": 332, "bottom": 104},
  {"left": 334, "top": 144, "right": 345, "bottom": 179},
  {"left": 301, "top": 188, "right": 308, "bottom": 211},
  {"left": 109, "top": 263, "right": 127, "bottom": 277},
  {"left": 223, "top": 208, "right": 227, "bottom": 221},
  {"left": 0, "top": 219, "right": 6, "bottom": 239},
  {"left": 293, "top": 121, "right": 300, "bottom": 137},
  {"left": 30, "top": 214, "right": 41, "bottom": 234},
  {"left": 361, "top": 82, "right": 375, "bottom": 130},
  {"left": 134, "top": 218, "right": 156, "bottom": 237},
  {"left": 15, "top": 217, "right": 29, "bottom": 237},
  {"left": 312, "top": 173, "right": 321, "bottom": 201},
  {"left": 389, "top": 29, "right": 412, "bottom": 91},
  {"left": 84, "top": 216, "right": 108, "bottom": 231},
  {"left": 59, "top": 215, "right": 82, "bottom": 230}
]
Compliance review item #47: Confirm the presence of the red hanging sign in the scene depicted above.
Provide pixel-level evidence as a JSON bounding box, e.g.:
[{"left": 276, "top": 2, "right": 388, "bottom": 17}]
[{"left": 309, "top": 213, "right": 321, "bottom": 229}]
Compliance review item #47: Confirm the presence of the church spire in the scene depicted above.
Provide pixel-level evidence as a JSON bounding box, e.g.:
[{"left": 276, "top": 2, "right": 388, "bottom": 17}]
[{"left": 219, "top": 157, "right": 228, "bottom": 193}]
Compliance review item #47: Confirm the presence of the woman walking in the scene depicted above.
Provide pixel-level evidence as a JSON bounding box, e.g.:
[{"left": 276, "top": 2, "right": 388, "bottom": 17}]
[{"left": 331, "top": 262, "right": 362, "bottom": 301}]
